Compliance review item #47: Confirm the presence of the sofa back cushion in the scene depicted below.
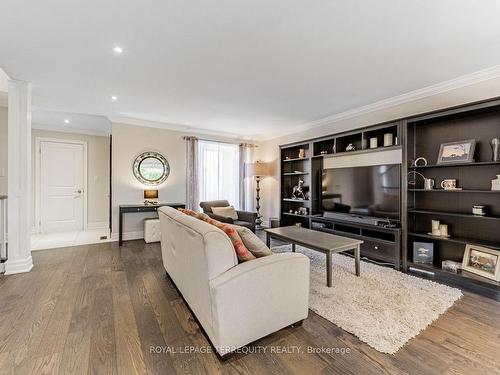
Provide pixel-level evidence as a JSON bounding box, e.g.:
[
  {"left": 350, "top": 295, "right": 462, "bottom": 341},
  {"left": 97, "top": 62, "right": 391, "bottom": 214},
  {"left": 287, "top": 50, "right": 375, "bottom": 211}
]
[
  {"left": 179, "top": 208, "right": 256, "bottom": 262},
  {"left": 199, "top": 200, "right": 230, "bottom": 214}
]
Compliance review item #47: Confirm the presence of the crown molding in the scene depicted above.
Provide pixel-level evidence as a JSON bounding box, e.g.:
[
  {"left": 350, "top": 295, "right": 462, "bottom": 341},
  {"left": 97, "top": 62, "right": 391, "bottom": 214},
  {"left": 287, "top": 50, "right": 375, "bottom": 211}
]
[
  {"left": 261, "top": 64, "right": 500, "bottom": 141},
  {"left": 110, "top": 116, "right": 257, "bottom": 141},
  {"left": 32, "top": 123, "right": 110, "bottom": 137}
]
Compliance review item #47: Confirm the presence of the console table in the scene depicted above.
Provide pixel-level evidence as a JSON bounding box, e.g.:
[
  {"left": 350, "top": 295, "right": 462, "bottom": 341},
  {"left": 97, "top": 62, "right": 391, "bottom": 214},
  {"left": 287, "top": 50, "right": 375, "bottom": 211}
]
[{"left": 119, "top": 203, "right": 185, "bottom": 245}]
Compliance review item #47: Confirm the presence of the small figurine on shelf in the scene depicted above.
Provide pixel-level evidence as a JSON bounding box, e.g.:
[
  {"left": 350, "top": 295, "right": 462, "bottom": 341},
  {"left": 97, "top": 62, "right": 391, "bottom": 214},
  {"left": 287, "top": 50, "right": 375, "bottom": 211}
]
[
  {"left": 346, "top": 143, "right": 356, "bottom": 152},
  {"left": 298, "top": 207, "right": 308, "bottom": 216},
  {"left": 292, "top": 178, "right": 306, "bottom": 200},
  {"left": 298, "top": 148, "right": 306, "bottom": 158}
]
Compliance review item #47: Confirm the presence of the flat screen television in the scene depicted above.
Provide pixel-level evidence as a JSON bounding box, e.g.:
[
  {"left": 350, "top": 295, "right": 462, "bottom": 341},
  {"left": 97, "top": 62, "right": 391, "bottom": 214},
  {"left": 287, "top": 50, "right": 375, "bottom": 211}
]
[{"left": 321, "top": 164, "right": 400, "bottom": 221}]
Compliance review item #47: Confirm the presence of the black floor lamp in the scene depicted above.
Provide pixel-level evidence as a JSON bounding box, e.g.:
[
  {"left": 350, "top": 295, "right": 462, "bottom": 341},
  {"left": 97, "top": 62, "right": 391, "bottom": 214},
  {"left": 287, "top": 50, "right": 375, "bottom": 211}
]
[{"left": 250, "top": 161, "right": 270, "bottom": 228}]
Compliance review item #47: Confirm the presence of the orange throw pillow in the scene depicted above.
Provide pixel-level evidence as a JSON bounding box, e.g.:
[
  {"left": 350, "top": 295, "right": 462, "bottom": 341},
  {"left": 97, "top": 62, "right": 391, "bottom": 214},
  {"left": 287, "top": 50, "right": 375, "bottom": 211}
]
[{"left": 178, "top": 208, "right": 256, "bottom": 262}]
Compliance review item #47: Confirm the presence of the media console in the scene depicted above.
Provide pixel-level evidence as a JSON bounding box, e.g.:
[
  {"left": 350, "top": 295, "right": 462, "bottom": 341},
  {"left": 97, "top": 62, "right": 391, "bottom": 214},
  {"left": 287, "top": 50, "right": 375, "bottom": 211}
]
[{"left": 310, "top": 216, "right": 402, "bottom": 270}]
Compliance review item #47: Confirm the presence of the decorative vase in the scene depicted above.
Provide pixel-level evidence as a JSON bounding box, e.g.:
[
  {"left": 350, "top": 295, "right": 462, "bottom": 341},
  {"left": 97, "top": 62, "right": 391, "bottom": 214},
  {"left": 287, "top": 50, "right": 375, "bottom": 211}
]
[
  {"left": 491, "top": 138, "right": 500, "bottom": 162},
  {"left": 492, "top": 175, "right": 500, "bottom": 191}
]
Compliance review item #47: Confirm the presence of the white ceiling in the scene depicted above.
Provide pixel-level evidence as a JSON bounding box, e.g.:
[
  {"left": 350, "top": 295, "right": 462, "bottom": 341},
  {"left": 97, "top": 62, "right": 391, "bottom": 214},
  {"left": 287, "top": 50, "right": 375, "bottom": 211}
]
[
  {"left": 32, "top": 110, "right": 111, "bottom": 136},
  {"left": 1, "top": 1, "right": 500, "bottom": 138}
]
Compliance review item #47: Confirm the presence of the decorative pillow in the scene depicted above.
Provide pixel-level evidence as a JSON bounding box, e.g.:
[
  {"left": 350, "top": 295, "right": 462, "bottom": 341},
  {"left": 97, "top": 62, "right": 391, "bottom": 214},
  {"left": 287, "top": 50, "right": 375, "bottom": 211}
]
[
  {"left": 211, "top": 206, "right": 238, "bottom": 220},
  {"left": 231, "top": 225, "right": 273, "bottom": 258},
  {"left": 178, "top": 208, "right": 210, "bottom": 221},
  {"left": 178, "top": 208, "right": 255, "bottom": 262}
]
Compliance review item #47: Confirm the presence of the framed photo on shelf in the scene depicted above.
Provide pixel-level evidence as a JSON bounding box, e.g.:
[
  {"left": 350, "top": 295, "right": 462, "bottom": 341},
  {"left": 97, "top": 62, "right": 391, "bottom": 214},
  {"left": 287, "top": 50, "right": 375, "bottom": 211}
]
[
  {"left": 437, "top": 139, "right": 476, "bottom": 164},
  {"left": 462, "top": 244, "right": 500, "bottom": 282}
]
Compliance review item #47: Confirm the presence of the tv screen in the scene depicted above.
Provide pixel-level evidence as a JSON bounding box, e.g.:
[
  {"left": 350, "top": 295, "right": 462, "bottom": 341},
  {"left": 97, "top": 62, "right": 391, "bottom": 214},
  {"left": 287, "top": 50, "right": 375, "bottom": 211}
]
[{"left": 321, "top": 164, "right": 400, "bottom": 220}]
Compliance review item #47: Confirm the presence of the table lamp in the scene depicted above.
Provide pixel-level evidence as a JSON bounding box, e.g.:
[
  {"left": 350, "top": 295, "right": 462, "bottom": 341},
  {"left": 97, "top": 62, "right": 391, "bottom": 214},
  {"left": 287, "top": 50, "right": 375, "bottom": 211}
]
[{"left": 144, "top": 189, "right": 159, "bottom": 205}]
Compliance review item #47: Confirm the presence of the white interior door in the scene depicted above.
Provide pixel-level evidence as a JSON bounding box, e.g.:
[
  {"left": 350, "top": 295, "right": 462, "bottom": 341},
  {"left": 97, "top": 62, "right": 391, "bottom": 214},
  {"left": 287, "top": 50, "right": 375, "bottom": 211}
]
[{"left": 40, "top": 140, "right": 85, "bottom": 233}]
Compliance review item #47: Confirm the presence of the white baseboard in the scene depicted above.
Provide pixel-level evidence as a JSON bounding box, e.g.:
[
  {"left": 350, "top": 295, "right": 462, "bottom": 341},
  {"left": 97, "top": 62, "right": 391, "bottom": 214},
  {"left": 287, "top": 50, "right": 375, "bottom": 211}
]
[
  {"left": 110, "top": 230, "right": 144, "bottom": 242},
  {"left": 4, "top": 255, "right": 33, "bottom": 274},
  {"left": 87, "top": 221, "right": 109, "bottom": 230}
]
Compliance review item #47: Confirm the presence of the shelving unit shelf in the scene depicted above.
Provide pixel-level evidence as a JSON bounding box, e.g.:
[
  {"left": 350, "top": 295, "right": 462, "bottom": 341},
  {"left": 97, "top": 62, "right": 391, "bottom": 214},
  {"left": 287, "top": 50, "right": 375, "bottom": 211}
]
[
  {"left": 408, "top": 209, "right": 500, "bottom": 220},
  {"left": 409, "top": 189, "right": 500, "bottom": 194},
  {"left": 405, "top": 99, "right": 500, "bottom": 298},
  {"left": 409, "top": 161, "right": 500, "bottom": 169}
]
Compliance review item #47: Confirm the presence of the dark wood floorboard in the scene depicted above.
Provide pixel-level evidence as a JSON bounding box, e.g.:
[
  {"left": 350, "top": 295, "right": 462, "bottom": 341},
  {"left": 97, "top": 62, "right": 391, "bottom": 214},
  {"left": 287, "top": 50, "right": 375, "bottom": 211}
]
[{"left": 0, "top": 235, "right": 499, "bottom": 375}]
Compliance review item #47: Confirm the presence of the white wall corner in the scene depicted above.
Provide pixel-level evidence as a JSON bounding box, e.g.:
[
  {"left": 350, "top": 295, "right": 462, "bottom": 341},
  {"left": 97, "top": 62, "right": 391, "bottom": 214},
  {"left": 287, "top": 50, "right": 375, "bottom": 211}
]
[{"left": 5, "top": 79, "right": 33, "bottom": 274}]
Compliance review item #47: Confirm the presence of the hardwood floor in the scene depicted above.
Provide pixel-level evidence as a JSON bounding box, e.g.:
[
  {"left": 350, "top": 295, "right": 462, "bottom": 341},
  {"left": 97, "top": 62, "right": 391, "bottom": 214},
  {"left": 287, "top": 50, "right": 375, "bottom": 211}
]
[{"left": 1, "top": 238, "right": 500, "bottom": 375}]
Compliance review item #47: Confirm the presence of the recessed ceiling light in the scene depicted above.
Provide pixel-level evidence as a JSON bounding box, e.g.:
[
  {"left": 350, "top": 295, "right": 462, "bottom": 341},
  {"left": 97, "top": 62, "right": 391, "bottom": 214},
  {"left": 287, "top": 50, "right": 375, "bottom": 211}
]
[
  {"left": 64, "top": 119, "right": 70, "bottom": 124},
  {"left": 111, "top": 95, "right": 118, "bottom": 101},
  {"left": 113, "top": 45, "right": 123, "bottom": 54}
]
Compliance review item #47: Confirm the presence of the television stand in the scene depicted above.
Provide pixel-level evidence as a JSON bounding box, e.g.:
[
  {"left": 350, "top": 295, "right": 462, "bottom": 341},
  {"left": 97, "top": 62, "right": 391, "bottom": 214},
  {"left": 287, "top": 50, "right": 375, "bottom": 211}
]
[{"left": 310, "top": 216, "right": 402, "bottom": 270}]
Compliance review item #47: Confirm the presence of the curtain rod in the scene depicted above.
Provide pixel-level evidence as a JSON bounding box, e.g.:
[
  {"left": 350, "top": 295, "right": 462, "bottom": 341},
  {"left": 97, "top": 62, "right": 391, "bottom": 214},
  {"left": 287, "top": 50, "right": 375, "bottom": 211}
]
[{"left": 183, "top": 136, "right": 257, "bottom": 147}]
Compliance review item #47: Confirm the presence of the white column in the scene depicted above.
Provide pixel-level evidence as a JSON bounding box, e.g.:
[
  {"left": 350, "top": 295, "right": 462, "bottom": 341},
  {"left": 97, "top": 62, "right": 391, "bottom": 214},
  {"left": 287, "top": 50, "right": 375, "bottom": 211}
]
[{"left": 5, "top": 80, "right": 33, "bottom": 274}]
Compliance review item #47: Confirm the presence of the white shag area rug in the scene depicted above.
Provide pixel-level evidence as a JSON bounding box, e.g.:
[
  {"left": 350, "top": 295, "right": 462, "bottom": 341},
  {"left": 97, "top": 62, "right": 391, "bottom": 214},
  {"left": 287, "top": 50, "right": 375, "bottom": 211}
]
[{"left": 272, "top": 245, "right": 463, "bottom": 354}]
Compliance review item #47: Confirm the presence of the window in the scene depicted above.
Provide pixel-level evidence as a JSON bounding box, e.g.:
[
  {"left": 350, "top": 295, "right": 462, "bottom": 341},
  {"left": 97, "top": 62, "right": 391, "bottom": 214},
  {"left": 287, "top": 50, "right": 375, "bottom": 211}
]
[{"left": 198, "top": 140, "right": 240, "bottom": 208}]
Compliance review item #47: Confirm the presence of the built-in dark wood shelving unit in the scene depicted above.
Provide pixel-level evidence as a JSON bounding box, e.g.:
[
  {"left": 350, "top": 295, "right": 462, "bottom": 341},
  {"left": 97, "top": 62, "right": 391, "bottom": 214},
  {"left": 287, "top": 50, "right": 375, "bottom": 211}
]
[
  {"left": 280, "top": 120, "right": 403, "bottom": 254},
  {"left": 405, "top": 98, "right": 500, "bottom": 298},
  {"left": 279, "top": 98, "right": 500, "bottom": 298}
]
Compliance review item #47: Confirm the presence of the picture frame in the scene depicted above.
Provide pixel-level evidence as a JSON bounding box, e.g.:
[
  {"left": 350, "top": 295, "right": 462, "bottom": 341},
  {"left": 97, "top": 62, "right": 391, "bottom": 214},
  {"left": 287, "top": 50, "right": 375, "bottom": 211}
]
[
  {"left": 462, "top": 244, "right": 500, "bottom": 282},
  {"left": 437, "top": 139, "right": 476, "bottom": 164},
  {"left": 413, "top": 242, "right": 434, "bottom": 264}
]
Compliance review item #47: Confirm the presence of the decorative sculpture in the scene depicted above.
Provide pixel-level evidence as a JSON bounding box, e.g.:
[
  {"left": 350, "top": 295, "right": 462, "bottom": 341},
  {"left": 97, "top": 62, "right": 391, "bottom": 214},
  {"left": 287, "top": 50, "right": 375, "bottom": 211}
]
[
  {"left": 491, "top": 138, "right": 499, "bottom": 162},
  {"left": 292, "top": 178, "right": 306, "bottom": 200}
]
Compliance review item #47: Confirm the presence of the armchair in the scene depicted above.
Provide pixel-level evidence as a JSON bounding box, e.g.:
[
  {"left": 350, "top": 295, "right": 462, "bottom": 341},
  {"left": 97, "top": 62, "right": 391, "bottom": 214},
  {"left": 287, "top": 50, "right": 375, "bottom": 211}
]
[{"left": 200, "top": 200, "right": 257, "bottom": 232}]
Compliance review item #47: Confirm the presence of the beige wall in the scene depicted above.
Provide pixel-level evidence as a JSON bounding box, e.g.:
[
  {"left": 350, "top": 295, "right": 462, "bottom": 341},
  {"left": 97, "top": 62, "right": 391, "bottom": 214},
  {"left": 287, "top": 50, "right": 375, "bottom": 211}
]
[
  {"left": 254, "top": 76, "right": 500, "bottom": 224},
  {"left": 32, "top": 129, "right": 110, "bottom": 228},
  {"left": 111, "top": 122, "right": 246, "bottom": 239},
  {"left": 111, "top": 123, "right": 187, "bottom": 237},
  {"left": 0, "top": 106, "right": 7, "bottom": 195}
]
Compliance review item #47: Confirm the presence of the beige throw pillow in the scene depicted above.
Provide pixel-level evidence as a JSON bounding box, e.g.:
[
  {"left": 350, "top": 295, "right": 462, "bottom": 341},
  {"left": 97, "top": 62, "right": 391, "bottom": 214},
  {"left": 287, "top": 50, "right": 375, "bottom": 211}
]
[
  {"left": 212, "top": 206, "right": 238, "bottom": 220},
  {"left": 231, "top": 225, "right": 273, "bottom": 258}
]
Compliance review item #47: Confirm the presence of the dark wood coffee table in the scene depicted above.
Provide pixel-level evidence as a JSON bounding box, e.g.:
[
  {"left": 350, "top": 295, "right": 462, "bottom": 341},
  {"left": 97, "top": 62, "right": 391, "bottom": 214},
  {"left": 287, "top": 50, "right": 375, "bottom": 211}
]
[{"left": 265, "top": 226, "right": 363, "bottom": 287}]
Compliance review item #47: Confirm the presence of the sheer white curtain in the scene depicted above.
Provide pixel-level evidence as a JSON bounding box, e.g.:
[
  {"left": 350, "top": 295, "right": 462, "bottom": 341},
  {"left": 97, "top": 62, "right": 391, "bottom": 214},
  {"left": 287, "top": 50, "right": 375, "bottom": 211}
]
[
  {"left": 185, "top": 137, "right": 199, "bottom": 210},
  {"left": 198, "top": 140, "right": 240, "bottom": 208}
]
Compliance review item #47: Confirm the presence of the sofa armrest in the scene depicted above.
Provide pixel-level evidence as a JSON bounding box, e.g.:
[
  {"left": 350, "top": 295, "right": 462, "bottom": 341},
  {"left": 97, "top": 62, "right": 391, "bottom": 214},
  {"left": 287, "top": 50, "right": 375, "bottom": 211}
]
[
  {"left": 209, "top": 253, "right": 310, "bottom": 354},
  {"left": 236, "top": 210, "right": 257, "bottom": 223},
  {"left": 207, "top": 213, "right": 234, "bottom": 224}
]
